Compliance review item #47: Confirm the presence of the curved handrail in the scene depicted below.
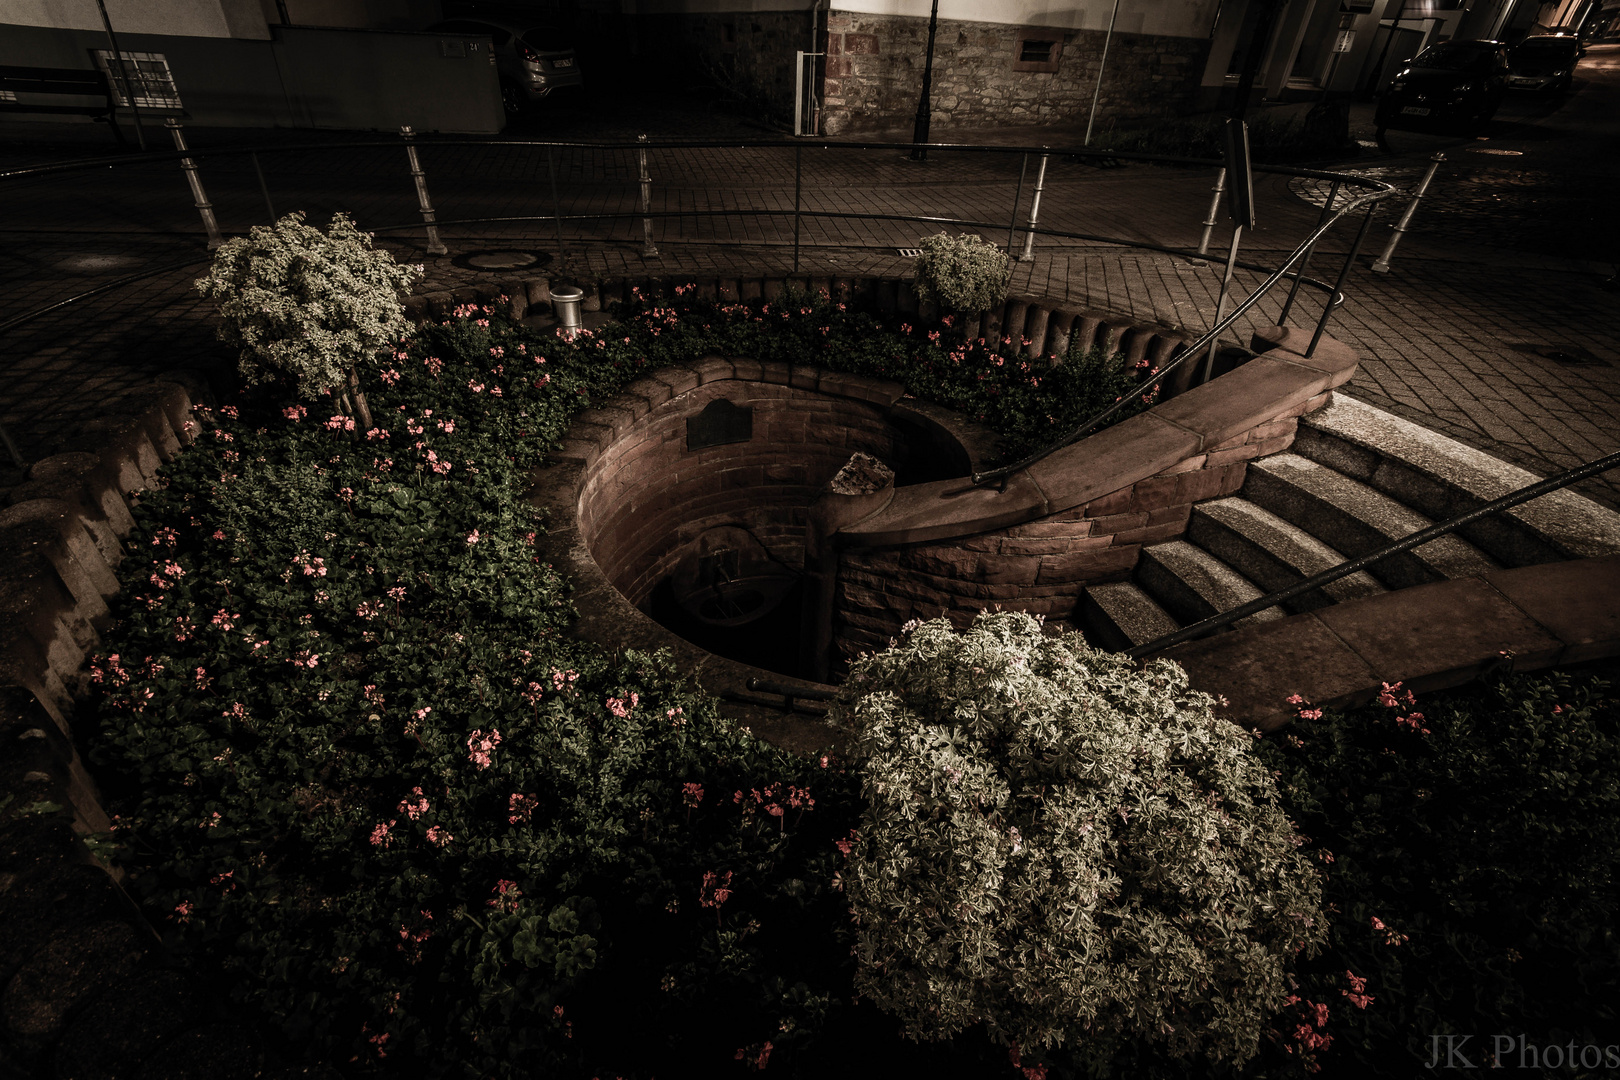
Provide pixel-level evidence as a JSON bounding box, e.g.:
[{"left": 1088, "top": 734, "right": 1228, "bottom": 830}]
[
  {"left": 1124, "top": 447, "right": 1620, "bottom": 659},
  {"left": 969, "top": 183, "right": 1396, "bottom": 489}
]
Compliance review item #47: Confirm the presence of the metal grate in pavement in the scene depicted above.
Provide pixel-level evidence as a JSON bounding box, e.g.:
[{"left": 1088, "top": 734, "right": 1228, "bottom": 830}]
[{"left": 897, "top": 248, "right": 922, "bottom": 257}]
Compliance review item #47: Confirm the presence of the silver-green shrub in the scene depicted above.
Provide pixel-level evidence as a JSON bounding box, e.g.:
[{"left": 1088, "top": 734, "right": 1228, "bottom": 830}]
[
  {"left": 911, "top": 232, "right": 1009, "bottom": 314},
  {"left": 196, "top": 211, "right": 422, "bottom": 401},
  {"left": 836, "top": 612, "right": 1325, "bottom": 1067}
]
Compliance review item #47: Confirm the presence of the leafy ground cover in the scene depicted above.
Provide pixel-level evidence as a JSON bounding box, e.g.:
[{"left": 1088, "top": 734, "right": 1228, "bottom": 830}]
[{"left": 79, "top": 284, "right": 1619, "bottom": 1078}]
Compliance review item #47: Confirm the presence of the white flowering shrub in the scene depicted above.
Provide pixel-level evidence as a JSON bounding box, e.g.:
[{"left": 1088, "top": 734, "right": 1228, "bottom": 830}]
[
  {"left": 196, "top": 211, "right": 422, "bottom": 401},
  {"left": 836, "top": 612, "right": 1326, "bottom": 1068},
  {"left": 911, "top": 232, "right": 1010, "bottom": 314}
]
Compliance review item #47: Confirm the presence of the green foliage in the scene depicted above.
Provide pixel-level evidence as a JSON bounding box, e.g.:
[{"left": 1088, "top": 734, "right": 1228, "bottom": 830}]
[
  {"left": 911, "top": 233, "right": 1011, "bottom": 314},
  {"left": 833, "top": 612, "right": 1327, "bottom": 1071},
  {"left": 88, "top": 299, "right": 859, "bottom": 1077},
  {"left": 1256, "top": 667, "right": 1620, "bottom": 1077},
  {"left": 195, "top": 212, "right": 422, "bottom": 398}
]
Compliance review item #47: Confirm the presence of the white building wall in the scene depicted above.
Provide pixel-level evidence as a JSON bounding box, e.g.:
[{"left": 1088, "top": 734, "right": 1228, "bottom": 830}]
[{"left": 2, "top": 0, "right": 270, "bottom": 38}]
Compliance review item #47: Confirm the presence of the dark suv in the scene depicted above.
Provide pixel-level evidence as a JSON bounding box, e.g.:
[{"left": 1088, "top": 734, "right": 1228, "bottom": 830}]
[
  {"left": 426, "top": 17, "right": 583, "bottom": 116},
  {"left": 1506, "top": 34, "right": 1582, "bottom": 93},
  {"left": 1375, "top": 39, "right": 1509, "bottom": 135}
]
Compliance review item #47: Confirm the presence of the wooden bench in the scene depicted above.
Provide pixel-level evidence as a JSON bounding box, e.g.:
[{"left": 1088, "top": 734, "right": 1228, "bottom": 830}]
[{"left": 0, "top": 66, "right": 127, "bottom": 144}]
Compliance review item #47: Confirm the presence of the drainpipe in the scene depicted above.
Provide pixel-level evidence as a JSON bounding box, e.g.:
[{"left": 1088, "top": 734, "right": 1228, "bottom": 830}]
[
  {"left": 798, "top": 455, "right": 894, "bottom": 683},
  {"left": 910, "top": 0, "right": 941, "bottom": 161}
]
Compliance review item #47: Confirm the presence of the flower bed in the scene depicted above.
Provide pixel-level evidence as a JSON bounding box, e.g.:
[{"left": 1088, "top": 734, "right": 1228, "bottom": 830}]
[{"left": 77, "top": 285, "right": 1619, "bottom": 1078}]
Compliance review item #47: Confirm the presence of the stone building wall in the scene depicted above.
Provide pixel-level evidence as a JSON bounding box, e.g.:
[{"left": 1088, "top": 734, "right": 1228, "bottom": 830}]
[
  {"left": 642, "top": 10, "right": 816, "bottom": 125},
  {"left": 821, "top": 11, "right": 1213, "bottom": 135}
]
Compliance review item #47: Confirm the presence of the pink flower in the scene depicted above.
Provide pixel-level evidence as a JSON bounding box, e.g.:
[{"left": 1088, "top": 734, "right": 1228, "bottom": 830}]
[
  {"left": 508, "top": 792, "right": 538, "bottom": 824},
  {"left": 1342, "top": 970, "right": 1375, "bottom": 1009},
  {"left": 466, "top": 728, "right": 502, "bottom": 769},
  {"left": 681, "top": 783, "right": 704, "bottom": 808},
  {"left": 699, "top": 870, "right": 733, "bottom": 909},
  {"left": 425, "top": 825, "right": 452, "bottom": 847},
  {"left": 379, "top": 369, "right": 401, "bottom": 385},
  {"left": 283, "top": 405, "right": 307, "bottom": 421},
  {"left": 466, "top": 530, "right": 480, "bottom": 545},
  {"left": 325, "top": 415, "right": 356, "bottom": 432},
  {"left": 398, "top": 787, "right": 429, "bottom": 821},
  {"left": 605, "top": 696, "right": 631, "bottom": 719},
  {"left": 369, "top": 820, "right": 396, "bottom": 847},
  {"left": 172, "top": 900, "right": 194, "bottom": 923}
]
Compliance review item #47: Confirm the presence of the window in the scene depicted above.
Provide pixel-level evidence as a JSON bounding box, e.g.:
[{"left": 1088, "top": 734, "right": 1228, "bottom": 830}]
[
  {"left": 92, "top": 50, "right": 182, "bottom": 110},
  {"left": 1012, "top": 28, "right": 1063, "bottom": 72},
  {"left": 1020, "top": 40, "right": 1055, "bottom": 63}
]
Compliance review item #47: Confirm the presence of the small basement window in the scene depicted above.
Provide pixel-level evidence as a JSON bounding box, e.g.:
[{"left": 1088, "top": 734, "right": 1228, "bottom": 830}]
[
  {"left": 1012, "top": 30, "right": 1062, "bottom": 73},
  {"left": 92, "top": 50, "right": 183, "bottom": 110},
  {"left": 1020, "top": 39, "right": 1055, "bottom": 62}
]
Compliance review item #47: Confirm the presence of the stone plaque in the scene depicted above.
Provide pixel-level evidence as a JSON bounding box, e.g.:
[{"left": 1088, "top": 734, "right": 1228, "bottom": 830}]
[{"left": 686, "top": 399, "right": 753, "bottom": 451}]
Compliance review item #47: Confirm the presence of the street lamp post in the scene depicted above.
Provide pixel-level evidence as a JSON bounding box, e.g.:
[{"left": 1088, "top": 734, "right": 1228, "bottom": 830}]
[{"left": 910, "top": 0, "right": 941, "bottom": 161}]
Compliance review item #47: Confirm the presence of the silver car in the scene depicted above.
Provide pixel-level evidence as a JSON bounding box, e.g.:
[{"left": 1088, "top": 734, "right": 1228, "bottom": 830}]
[{"left": 426, "top": 18, "right": 583, "bottom": 116}]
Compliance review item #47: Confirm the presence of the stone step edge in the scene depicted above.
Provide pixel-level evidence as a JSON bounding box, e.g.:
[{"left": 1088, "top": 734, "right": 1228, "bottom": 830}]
[
  {"left": 1297, "top": 392, "right": 1620, "bottom": 562},
  {"left": 1150, "top": 554, "right": 1620, "bottom": 733}
]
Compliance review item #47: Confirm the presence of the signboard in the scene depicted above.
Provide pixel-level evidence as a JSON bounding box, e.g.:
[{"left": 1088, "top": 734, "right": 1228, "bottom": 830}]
[
  {"left": 1335, "top": 28, "right": 1357, "bottom": 51},
  {"left": 1222, "top": 119, "right": 1256, "bottom": 231}
]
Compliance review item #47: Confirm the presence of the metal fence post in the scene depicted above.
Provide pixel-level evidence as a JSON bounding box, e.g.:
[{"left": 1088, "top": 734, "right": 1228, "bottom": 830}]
[
  {"left": 1018, "top": 151, "right": 1049, "bottom": 262},
  {"left": 1006, "top": 152, "right": 1028, "bottom": 256},
  {"left": 793, "top": 143, "right": 803, "bottom": 273},
  {"left": 546, "top": 147, "right": 569, "bottom": 275},
  {"left": 399, "top": 126, "right": 447, "bottom": 256},
  {"left": 1196, "top": 167, "right": 1227, "bottom": 257},
  {"left": 638, "top": 134, "right": 658, "bottom": 259},
  {"left": 164, "top": 119, "right": 222, "bottom": 250},
  {"left": 1371, "top": 151, "right": 1443, "bottom": 274},
  {"left": 250, "top": 151, "right": 277, "bottom": 224}
]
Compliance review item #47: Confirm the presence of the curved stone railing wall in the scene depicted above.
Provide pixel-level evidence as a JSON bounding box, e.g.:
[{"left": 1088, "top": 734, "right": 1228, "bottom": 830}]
[{"left": 828, "top": 325, "right": 1358, "bottom": 666}]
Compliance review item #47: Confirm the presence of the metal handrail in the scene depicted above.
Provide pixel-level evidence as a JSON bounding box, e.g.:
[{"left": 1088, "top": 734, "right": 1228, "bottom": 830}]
[
  {"left": 968, "top": 183, "right": 1395, "bottom": 489},
  {"left": 1125, "top": 446, "right": 1620, "bottom": 660}
]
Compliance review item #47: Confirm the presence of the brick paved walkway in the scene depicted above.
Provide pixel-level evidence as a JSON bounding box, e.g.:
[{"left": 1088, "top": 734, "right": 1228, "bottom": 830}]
[{"left": 3, "top": 109, "right": 1616, "bottom": 510}]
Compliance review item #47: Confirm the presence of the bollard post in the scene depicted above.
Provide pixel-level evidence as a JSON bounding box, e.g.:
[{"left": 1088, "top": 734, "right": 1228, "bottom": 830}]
[
  {"left": 1018, "top": 151, "right": 1049, "bottom": 262},
  {"left": 400, "top": 126, "right": 448, "bottom": 256},
  {"left": 165, "top": 119, "right": 223, "bottom": 251},
  {"left": 1371, "top": 151, "right": 1443, "bottom": 274},
  {"left": 638, "top": 134, "right": 658, "bottom": 259},
  {"left": 1196, "top": 167, "right": 1226, "bottom": 258}
]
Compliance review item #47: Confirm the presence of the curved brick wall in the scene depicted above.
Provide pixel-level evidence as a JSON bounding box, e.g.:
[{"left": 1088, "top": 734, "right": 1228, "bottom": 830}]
[{"left": 578, "top": 369, "right": 909, "bottom": 610}]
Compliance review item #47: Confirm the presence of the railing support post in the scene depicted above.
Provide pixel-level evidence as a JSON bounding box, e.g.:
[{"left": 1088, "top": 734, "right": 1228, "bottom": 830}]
[
  {"left": 1278, "top": 179, "right": 1339, "bottom": 326},
  {"left": 1202, "top": 223, "right": 1244, "bottom": 384},
  {"left": 1197, "top": 167, "right": 1226, "bottom": 257},
  {"left": 399, "top": 126, "right": 447, "bottom": 256},
  {"left": 637, "top": 134, "right": 658, "bottom": 259},
  {"left": 1371, "top": 151, "right": 1443, "bottom": 274},
  {"left": 165, "top": 119, "right": 222, "bottom": 251},
  {"left": 793, "top": 143, "right": 803, "bottom": 273},
  {"left": 1018, "top": 151, "right": 1049, "bottom": 262},
  {"left": 1308, "top": 203, "right": 1378, "bottom": 358}
]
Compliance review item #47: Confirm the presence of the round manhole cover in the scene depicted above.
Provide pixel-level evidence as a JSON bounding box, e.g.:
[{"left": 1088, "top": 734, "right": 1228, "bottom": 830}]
[{"left": 454, "top": 250, "right": 551, "bottom": 271}]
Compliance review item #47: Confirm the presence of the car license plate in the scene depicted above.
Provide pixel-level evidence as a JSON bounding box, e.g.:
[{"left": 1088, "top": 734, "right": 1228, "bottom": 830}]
[
  {"left": 1508, "top": 77, "right": 1537, "bottom": 86},
  {"left": 1400, "top": 106, "right": 1430, "bottom": 116},
  {"left": 552, "top": 58, "right": 573, "bottom": 68}
]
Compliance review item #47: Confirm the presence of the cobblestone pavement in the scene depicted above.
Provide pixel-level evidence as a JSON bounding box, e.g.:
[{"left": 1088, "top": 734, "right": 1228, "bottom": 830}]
[{"left": 3, "top": 59, "right": 1617, "bottom": 509}]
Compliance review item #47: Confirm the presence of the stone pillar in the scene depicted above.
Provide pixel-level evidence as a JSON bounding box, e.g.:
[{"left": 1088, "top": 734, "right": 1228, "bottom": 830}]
[{"left": 799, "top": 453, "right": 894, "bottom": 683}]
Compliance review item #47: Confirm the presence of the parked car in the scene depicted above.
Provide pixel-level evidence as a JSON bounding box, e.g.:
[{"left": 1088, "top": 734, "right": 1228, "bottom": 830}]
[
  {"left": 1375, "top": 39, "right": 1509, "bottom": 135},
  {"left": 1506, "top": 34, "right": 1583, "bottom": 93},
  {"left": 425, "top": 17, "right": 583, "bottom": 116}
]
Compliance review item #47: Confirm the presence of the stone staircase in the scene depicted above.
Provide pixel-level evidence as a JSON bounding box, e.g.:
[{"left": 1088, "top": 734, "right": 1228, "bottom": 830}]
[{"left": 1080, "top": 394, "right": 1620, "bottom": 653}]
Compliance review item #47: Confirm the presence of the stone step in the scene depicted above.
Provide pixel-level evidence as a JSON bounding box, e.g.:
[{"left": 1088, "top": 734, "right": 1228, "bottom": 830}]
[
  {"left": 1078, "top": 580, "right": 1181, "bottom": 652},
  {"left": 1241, "top": 453, "right": 1499, "bottom": 590},
  {"left": 1135, "top": 540, "right": 1287, "bottom": 630},
  {"left": 1187, "top": 497, "right": 1388, "bottom": 613},
  {"left": 1293, "top": 393, "right": 1620, "bottom": 567}
]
